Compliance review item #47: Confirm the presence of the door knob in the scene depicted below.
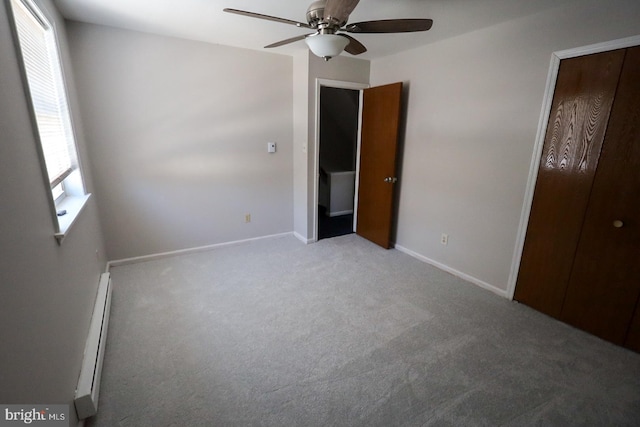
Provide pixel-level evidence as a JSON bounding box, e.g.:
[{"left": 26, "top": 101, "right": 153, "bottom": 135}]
[
  {"left": 613, "top": 220, "right": 624, "bottom": 228},
  {"left": 384, "top": 177, "right": 398, "bottom": 184}
]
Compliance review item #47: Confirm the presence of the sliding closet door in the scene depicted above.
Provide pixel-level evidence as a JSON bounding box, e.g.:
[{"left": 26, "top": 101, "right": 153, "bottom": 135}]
[
  {"left": 514, "top": 50, "right": 625, "bottom": 317},
  {"left": 560, "top": 46, "right": 640, "bottom": 345},
  {"left": 516, "top": 46, "right": 640, "bottom": 351}
]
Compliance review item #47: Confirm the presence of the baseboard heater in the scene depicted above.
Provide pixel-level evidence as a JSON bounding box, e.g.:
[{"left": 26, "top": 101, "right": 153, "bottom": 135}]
[{"left": 75, "top": 272, "right": 112, "bottom": 420}]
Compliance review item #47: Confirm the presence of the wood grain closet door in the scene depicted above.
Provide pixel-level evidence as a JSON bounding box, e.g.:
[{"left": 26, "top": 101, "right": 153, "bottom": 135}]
[
  {"left": 560, "top": 46, "right": 640, "bottom": 345},
  {"left": 514, "top": 50, "right": 625, "bottom": 317}
]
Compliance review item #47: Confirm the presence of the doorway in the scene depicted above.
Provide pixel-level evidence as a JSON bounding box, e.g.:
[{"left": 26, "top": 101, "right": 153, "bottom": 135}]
[
  {"left": 316, "top": 83, "right": 363, "bottom": 241},
  {"left": 313, "top": 79, "right": 404, "bottom": 247},
  {"left": 313, "top": 79, "right": 369, "bottom": 241}
]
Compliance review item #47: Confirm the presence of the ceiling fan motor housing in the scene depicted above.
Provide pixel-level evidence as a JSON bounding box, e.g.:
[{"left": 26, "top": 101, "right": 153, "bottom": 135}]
[{"left": 306, "top": 0, "right": 347, "bottom": 30}]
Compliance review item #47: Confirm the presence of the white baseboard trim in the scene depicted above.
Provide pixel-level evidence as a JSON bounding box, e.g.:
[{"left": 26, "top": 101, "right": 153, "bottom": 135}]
[
  {"left": 293, "top": 231, "right": 314, "bottom": 244},
  {"left": 394, "top": 244, "right": 509, "bottom": 299},
  {"left": 108, "top": 232, "right": 294, "bottom": 268}
]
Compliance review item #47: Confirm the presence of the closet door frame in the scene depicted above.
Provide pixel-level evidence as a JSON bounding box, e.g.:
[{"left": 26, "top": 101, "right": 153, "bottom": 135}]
[{"left": 507, "top": 35, "right": 640, "bottom": 300}]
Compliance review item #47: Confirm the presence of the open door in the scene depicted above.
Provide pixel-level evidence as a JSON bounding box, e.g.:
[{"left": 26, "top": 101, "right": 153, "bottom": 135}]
[{"left": 356, "top": 82, "right": 402, "bottom": 249}]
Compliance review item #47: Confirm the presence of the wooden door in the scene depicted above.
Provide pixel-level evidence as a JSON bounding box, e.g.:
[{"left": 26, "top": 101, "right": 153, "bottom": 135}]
[
  {"left": 514, "top": 51, "right": 625, "bottom": 316},
  {"left": 356, "top": 82, "right": 402, "bottom": 249},
  {"left": 515, "top": 46, "right": 640, "bottom": 351},
  {"left": 560, "top": 46, "right": 640, "bottom": 345}
]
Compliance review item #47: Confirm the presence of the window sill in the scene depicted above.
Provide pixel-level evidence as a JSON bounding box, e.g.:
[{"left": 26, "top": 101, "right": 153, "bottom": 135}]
[{"left": 54, "top": 193, "right": 91, "bottom": 244}]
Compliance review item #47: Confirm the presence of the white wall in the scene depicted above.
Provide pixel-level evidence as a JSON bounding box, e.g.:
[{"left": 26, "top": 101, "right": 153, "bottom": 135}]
[
  {"left": 0, "top": 1, "right": 107, "bottom": 424},
  {"left": 67, "top": 23, "right": 294, "bottom": 260},
  {"left": 370, "top": 0, "right": 640, "bottom": 294},
  {"left": 293, "top": 51, "right": 311, "bottom": 242}
]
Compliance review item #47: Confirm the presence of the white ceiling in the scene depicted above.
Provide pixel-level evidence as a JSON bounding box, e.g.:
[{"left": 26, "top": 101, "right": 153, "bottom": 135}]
[{"left": 53, "top": 0, "right": 573, "bottom": 60}]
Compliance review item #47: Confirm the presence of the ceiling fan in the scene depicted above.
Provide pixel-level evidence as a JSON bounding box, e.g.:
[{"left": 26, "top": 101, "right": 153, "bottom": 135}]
[{"left": 223, "top": 0, "right": 433, "bottom": 61}]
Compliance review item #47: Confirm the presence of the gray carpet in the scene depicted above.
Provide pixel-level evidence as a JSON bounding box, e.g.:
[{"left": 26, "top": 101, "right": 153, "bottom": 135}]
[{"left": 89, "top": 234, "right": 640, "bottom": 426}]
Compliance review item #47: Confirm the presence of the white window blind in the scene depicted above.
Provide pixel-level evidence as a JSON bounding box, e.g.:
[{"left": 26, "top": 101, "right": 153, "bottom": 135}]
[{"left": 12, "top": 0, "right": 78, "bottom": 188}]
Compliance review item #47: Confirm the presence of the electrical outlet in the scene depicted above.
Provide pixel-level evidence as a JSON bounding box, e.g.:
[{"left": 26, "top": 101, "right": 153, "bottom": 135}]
[
  {"left": 441, "top": 233, "right": 448, "bottom": 245},
  {"left": 245, "top": 214, "right": 251, "bottom": 223}
]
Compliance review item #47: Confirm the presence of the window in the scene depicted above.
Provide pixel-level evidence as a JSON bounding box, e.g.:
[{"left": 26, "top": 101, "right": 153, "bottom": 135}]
[{"left": 9, "top": 0, "right": 89, "bottom": 243}]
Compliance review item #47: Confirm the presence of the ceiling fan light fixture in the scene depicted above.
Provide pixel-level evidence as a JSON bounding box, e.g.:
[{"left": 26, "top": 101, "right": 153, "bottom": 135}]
[{"left": 305, "top": 34, "right": 349, "bottom": 60}]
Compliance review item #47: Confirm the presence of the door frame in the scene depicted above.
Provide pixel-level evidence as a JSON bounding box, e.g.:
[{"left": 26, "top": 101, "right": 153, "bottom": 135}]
[
  {"left": 506, "top": 35, "right": 640, "bottom": 300},
  {"left": 312, "top": 78, "right": 369, "bottom": 243}
]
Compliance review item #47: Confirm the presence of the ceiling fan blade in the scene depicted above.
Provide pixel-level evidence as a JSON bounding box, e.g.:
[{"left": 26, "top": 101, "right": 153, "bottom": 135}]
[
  {"left": 265, "top": 34, "right": 314, "bottom": 49},
  {"left": 223, "top": 8, "right": 313, "bottom": 29},
  {"left": 345, "top": 19, "right": 433, "bottom": 33},
  {"left": 324, "top": 0, "right": 360, "bottom": 24},
  {"left": 340, "top": 34, "right": 367, "bottom": 55}
]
